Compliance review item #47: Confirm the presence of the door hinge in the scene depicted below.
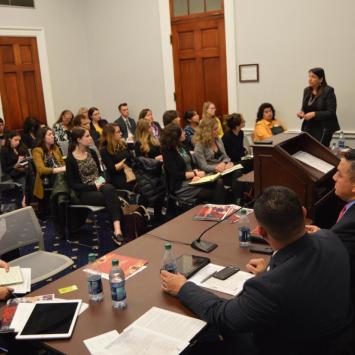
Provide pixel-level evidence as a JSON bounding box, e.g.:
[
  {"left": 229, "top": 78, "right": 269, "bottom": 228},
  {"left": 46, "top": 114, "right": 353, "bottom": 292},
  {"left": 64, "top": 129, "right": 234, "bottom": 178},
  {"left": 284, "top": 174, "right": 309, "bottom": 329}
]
[
  {"left": 173, "top": 92, "right": 176, "bottom": 101},
  {"left": 170, "top": 34, "right": 173, "bottom": 45}
]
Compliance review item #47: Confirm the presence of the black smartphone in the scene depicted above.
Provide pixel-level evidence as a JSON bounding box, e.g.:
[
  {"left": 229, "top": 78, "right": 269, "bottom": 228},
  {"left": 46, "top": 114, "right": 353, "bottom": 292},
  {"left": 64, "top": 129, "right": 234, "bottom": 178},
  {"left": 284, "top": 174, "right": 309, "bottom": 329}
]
[
  {"left": 249, "top": 245, "right": 274, "bottom": 255},
  {"left": 212, "top": 266, "right": 240, "bottom": 280}
]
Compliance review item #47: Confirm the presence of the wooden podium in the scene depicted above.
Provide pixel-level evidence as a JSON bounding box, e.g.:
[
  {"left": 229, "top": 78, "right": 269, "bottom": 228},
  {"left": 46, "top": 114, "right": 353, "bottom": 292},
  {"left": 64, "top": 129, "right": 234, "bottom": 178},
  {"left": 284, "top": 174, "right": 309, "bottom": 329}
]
[{"left": 251, "top": 132, "right": 340, "bottom": 220}]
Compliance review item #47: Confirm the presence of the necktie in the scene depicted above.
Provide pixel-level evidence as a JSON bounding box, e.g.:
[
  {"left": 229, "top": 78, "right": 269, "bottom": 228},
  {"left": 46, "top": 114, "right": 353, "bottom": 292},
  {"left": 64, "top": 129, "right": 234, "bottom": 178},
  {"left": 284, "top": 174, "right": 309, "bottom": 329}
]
[{"left": 337, "top": 206, "right": 347, "bottom": 223}]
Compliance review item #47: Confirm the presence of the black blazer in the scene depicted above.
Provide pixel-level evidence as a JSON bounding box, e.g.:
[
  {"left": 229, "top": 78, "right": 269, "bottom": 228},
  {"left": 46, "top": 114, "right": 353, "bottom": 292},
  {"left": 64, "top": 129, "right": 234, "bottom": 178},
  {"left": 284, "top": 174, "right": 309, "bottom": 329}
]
[
  {"left": 114, "top": 116, "right": 136, "bottom": 140},
  {"left": 178, "top": 231, "right": 353, "bottom": 355},
  {"left": 134, "top": 141, "right": 161, "bottom": 159},
  {"left": 66, "top": 149, "right": 103, "bottom": 192},
  {"left": 162, "top": 146, "right": 196, "bottom": 192},
  {"left": 222, "top": 130, "right": 245, "bottom": 164},
  {"left": 301, "top": 85, "right": 340, "bottom": 133}
]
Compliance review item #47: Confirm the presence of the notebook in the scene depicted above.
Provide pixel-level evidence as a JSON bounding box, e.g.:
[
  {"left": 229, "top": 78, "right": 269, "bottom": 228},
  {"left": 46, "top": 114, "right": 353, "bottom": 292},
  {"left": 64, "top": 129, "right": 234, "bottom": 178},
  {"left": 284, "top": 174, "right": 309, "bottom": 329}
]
[{"left": 0, "top": 266, "right": 23, "bottom": 286}]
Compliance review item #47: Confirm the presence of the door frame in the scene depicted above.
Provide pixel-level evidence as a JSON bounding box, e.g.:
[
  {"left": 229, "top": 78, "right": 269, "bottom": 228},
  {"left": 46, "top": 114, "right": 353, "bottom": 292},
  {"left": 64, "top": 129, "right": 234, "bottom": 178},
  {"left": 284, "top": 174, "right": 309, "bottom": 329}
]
[
  {"left": 158, "top": 0, "right": 237, "bottom": 113},
  {"left": 0, "top": 26, "right": 55, "bottom": 125}
]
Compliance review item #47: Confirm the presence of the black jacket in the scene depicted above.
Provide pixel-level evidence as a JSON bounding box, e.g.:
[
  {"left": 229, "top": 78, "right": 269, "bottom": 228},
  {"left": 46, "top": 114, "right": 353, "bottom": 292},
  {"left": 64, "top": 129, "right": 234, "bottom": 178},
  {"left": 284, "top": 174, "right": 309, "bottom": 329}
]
[
  {"left": 114, "top": 116, "right": 136, "bottom": 140},
  {"left": 222, "top": 130, "right": 246, "bottom": 164},
  {"left": 134, "top": 141, "right": 161, "bottom": 159},
  {"left": 178, "top": 231, "right": 353, "bottom": 355},
  {"left": 301, "top": 85, "right": 340, "bottom": 133}
]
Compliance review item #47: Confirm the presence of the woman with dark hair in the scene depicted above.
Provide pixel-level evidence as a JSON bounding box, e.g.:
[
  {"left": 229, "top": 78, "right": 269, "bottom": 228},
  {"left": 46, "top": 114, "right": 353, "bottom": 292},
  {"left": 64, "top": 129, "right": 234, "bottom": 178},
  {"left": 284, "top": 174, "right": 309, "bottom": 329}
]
[
  {"left": 138, "top": 108, "right": 162, "bottom": 140},
  {"left": 222, "top": 113, "right": 247, "bottom": 164},
  {"left": 100, "top": 124, "right": 134, "bottom": 190},
  {"left": 297, "top": 67, "right": 340, "bottom": 147},
  {"left": 66, "top": 127, "right": 124, "bottom": 245},
  {"left": 32, "top": 127, "right": 66, "bottom": 200},
  {"left": 134, "top": 119, "right": 162, "bottom": 160},
  {"left": 88, "top": 107, "right": 105, "bottom": 145},
  {"left": 21, "top": 116, "right": 41, "bottom": 149},
  {"left": 254, "top": 103, "right": 285, "bottom": 142},
  {"left": 53, "top": 110, "right": 73, "bottom": 143},
  {"left": 1, "top": 131, "right": 28, "bottom": 207},
  {"left": 161, "top": 123, "right": 225, "bottom": 203},
  {"left": 183, "top": 110, "right": 200, "bottom": 151}
]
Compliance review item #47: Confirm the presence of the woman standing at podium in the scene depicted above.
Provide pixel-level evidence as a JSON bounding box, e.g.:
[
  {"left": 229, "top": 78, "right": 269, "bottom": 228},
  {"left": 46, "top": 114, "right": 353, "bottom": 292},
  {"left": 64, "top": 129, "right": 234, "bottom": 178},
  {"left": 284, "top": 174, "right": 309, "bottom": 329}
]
[{"left": 297, "top": 67, "right": 340, "bottom": 147}]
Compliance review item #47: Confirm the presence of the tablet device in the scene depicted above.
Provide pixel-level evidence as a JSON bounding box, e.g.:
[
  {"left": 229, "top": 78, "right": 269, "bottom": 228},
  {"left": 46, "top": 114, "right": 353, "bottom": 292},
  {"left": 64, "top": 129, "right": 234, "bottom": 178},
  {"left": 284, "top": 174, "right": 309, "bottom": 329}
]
[
  {"left": 176, "top": 255, "right": 210, "bottom": 279},
  {"left": 16, "top": 300, "right": 82, "bottom": 340}
]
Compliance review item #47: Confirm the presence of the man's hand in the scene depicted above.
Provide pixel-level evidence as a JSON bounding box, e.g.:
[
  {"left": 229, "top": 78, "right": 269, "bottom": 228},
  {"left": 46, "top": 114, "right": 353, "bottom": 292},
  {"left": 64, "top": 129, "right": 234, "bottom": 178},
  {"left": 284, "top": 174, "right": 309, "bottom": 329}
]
[
  {"left": 0, "top": 260, "right": 9, "bottom": 271},
  {"left": 246, "top": 258, "right": 267, "bottom": 276},
  {"left": 160, "top": 270, "right": 187, "bottom": 296},
  {"left": 305, "top": 224, "right": 321, "bottom": 233},
  {"left": 0, "top": 286, "right": 13, "bottom": 301}
]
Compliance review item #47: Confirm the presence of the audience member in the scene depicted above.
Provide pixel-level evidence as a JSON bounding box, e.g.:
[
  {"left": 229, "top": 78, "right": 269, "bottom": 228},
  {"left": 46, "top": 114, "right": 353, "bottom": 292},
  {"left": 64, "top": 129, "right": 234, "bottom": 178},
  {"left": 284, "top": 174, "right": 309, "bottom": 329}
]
[
  {"left": 115, "top": 103, "right": 136, "bottom": 144},
  {"left": 297, "top": 67, "right": 339, "bottom": 147},
  {"left": 21, "top": 116, "right": 41, "bottom": 149},
  {"left": 161, "top": 186, "right": 354, "bottom": 355},
  {"left": 161, "top": 123, "right": 225, "bottom": 203},
  {"left": 53, "top": 110, "right": 73, "bottom": 143},
  {"left": 139, "top": 108, "right": 162, "bottom": 140},
  {"left": 134, "top": 119, "right": 162, "bottom": 160},
  {"left": 162, "top": 110, "right": 180, "bottom": 127},
  {"left": 72, "top": 114, "right": 90, "bottom": 131},
  {"left": 1, "top": 131, "right": 28, "bottom": 207},
  {"left": 100, "top": 124, "right": 135, "bottom": 190},
  {"left": 183, "top": 110, "right": 200, "bottom": 151},
  {"left": 254, "top": 103, "right": 285, "bottom": 142},
  {"left": 202, "top": 101, "right": 223, "bottom": 137},
  {"left": 222, "top": 113, "right": 247, "bottom": 164},
  {"left": 77, "top": 107, "right": 89, "bottom": 120},
  {"left": 0, "top": 118, "right": 7, "bottom": 147},
  {"left": 88, "top": 107, "right": 105, "bottom": 144},
  {"left": 66, "top": 128, "right": 124, "bottom": 245}
]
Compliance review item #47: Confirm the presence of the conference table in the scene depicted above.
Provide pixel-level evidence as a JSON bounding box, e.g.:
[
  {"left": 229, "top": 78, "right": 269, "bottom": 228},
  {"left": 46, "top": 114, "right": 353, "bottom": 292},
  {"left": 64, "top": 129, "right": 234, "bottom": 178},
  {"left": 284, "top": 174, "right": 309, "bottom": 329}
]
[{"left": 29, "top": 206, "right": 269, "bottom": 354}]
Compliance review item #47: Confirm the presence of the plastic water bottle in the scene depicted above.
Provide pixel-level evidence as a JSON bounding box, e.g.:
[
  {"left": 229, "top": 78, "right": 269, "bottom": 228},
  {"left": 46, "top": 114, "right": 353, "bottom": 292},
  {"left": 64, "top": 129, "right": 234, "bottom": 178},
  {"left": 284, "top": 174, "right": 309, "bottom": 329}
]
[
  {"left": 87, "top": 253, "right": 104, "bottom": 302},
  {"left": 331, "top": 142, "right": 338, "bottom": 155},
  {"left": 161, "top": 243, "right": 177, "bottom": 273},
  {"left": 338, "top": 130, "right": 345, "bottom": 149},
  {"left": 239, "top": 209, "right": 250, "bottom": 248},
  {"left": 109, "top": 259, "right": 127, "bottom": 309}
]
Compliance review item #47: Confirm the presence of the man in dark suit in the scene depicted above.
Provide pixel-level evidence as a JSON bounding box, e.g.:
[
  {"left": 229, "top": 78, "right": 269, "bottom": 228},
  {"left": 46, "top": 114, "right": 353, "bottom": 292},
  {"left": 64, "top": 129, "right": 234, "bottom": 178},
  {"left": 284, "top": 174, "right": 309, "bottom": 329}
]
[
  {"left": 114, "top": 103, "right": 136, "bottom": 143},
  {"left": 307, "top": 149, "right": 355, "bottom": 301},
  {"left": 161, "top": 186, "right": 353, "bottom": 355}
]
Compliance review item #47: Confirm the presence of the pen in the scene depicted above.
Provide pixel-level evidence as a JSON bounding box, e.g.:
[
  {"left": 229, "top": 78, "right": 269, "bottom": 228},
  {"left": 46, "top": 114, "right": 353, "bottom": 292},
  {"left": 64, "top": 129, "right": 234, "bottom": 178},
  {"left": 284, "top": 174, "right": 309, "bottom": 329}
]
[{"left": 200, "top": 271, "right": 216, "bottom": 284}]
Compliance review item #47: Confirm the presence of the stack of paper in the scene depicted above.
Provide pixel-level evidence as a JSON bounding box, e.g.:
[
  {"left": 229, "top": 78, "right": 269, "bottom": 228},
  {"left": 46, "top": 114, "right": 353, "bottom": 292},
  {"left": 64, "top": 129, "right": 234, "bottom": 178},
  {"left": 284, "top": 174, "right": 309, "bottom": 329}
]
[
  {"left": 0, "top": 266, "right": 23, "bottom": 286},
  {"left": 11, "top": 268, "right": 31, "bottom": 294}
]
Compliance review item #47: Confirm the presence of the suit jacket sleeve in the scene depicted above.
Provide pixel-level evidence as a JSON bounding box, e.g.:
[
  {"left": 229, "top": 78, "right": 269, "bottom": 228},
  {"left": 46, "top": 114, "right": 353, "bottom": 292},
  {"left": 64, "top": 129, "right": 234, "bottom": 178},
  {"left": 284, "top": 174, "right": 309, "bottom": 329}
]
[
  {"left": 314, "top": 87, "right": 337, "bottom": 121},
  {"left": 178, "top": 278, "right": 280, "bottom": 334},
  {"left": 193, "top": 143, "right": 217, "bottom": 173},
  {"left": 32, "top": 147, "right": 54, "bottom": 176}
]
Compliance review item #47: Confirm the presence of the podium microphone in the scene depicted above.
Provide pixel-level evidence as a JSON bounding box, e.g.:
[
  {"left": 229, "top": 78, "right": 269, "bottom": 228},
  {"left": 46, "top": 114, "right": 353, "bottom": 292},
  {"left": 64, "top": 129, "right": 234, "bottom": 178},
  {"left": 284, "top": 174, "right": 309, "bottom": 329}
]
[{"left": 191, "top": 206, "right": 243, "bottom": 253}]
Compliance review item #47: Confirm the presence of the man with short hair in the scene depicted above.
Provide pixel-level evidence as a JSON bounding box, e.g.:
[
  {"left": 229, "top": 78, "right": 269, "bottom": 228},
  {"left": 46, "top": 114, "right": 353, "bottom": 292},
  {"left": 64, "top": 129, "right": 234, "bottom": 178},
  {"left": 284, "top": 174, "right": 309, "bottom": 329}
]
[
  {"left": 161, "top": 186, "right": 353, "bottom": 355},
  {"left": 114, "top": 103, "right": 136, "bottom": 143},
  {"left": 162, "top": 110, "right": 180, "bottom": 127}
]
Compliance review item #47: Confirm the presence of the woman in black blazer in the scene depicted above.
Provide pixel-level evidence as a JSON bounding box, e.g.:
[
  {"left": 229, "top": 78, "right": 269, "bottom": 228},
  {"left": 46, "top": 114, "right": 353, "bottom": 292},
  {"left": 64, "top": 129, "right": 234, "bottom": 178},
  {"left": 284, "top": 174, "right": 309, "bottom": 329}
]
[
  {"left": 66, "top": 127, "right": 124, "bottom": 245},
  {"left": 161, "top": 123, "right": 225, "bottom": 203},
  {"left": 297, "top": 67, "right": 340, "bottom": 147}
]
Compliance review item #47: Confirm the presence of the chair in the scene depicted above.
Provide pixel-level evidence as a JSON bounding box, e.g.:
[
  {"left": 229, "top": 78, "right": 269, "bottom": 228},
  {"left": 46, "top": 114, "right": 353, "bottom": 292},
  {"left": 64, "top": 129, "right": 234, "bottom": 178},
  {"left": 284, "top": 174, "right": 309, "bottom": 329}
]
[{"left": 0, "top": 207, "right": 73, "bottom": 285}]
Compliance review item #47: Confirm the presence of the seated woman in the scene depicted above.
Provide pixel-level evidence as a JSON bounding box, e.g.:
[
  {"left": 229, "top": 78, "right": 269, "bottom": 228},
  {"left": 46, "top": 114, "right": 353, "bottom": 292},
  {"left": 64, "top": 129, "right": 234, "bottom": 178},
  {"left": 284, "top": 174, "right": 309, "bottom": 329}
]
[
  {"left": 32, "top": 127, "right": 66, "bottom": 229},
  {"left": 53, "top": 109, "right": 73, "bottom": 143},
  {"left": 88, "top": 107, "right": 105, "bottom": 145},
  {"left": 100, "top": 123, "right": 135, "bottom": 190},
  {"left": 183, "top": 110, "right": 200, "bottom": 151},
  {"left": 202, "top": 101, "right": 224, "bottom": 138},
  {"left": 194, "top": 118, "right": 243, "bottom": 204},
  {"left": 138, "top": 108, "right": 162, "bottom": 140},
  {"left": 134, "top": 118, "right": 162, "bottom": 160},
  {"left": 1, "top": 131, "right": 28, "bottom": 207},
  {"left": 21, "top": 116, "right": 41, "bottom": 150},
  {"left": 254, "top": 103, "right": 285, "bottom": 142},
  {"left": 66, "top": 127, "right": 124, "bottom": 245},
  {"left": 161, "top": 124, "right": 225, "bottom": 204}
]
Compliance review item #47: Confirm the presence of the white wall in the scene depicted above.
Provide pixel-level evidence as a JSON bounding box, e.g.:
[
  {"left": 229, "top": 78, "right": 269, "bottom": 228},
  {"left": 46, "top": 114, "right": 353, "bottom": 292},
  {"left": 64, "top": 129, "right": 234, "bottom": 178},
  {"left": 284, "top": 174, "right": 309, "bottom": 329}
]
[
  {"left": 0, "top": 0, "right": 92, "bottom": 126},
  {"left": 234, "top": 0, "right": 355, "bottom": 133},
  {"left": 84, "top": 0, "right": 167, "bottom": 123}
]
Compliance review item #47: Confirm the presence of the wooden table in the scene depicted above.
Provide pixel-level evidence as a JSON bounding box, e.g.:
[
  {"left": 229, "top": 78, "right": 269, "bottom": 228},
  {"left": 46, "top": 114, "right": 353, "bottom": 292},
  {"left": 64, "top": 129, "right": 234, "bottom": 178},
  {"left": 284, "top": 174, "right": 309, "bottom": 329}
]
[{"left": 29, "top": 206, "right": 268, "bottom": 354}]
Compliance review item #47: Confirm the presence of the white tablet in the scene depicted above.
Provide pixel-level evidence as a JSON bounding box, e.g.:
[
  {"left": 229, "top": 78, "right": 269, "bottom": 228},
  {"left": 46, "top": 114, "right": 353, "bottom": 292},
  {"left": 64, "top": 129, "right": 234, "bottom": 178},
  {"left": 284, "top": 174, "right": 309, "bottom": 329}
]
[{"left": 15, "top": 300, "right": 82, "bottom": 340}]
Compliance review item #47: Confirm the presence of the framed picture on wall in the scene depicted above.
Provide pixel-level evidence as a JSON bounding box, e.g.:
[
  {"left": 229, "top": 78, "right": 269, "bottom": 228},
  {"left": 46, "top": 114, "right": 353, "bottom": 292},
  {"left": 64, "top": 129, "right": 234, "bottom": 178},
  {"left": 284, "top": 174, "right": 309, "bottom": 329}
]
[{"left": 239, "top": 64, "right": 259, "bottom": 83}]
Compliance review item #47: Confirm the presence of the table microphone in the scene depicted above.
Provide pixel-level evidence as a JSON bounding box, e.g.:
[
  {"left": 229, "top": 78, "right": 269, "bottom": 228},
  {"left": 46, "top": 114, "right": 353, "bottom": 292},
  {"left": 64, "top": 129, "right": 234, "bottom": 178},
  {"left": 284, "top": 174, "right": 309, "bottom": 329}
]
[{"left": 191, "top": 206, "right": 243, "bottom": 253}]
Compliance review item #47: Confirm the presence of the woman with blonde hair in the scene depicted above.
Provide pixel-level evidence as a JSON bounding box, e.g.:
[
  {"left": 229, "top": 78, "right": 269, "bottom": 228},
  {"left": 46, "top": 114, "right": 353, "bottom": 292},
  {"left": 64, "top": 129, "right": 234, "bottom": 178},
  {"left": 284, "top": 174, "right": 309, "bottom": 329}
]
[
  {"left": 134, "top": 118, "right": 162, "bottom": 161},
  {"left": 202, "top": 101, "right": 223, "bottom": 137},
  {"left": 100, "top": 123, "right": 134, "bottom": 190}
]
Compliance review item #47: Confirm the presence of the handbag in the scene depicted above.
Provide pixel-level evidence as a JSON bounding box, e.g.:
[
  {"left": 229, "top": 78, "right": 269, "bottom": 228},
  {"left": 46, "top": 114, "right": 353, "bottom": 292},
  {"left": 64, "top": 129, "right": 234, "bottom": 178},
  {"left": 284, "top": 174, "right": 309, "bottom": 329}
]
[{"left": 123, "top": 164, "right": 136, "bottom": 183}]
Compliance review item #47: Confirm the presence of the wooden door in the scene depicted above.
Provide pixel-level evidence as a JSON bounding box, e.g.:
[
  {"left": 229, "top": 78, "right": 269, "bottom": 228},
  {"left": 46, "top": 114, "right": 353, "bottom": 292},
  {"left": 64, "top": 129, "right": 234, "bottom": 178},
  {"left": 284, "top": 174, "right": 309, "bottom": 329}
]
[
  {"left": 0, "top": 36, "right": 47, "bottom": 131},
  {"left": 170, "top": 0, "right": 228, "bottom": 118}
]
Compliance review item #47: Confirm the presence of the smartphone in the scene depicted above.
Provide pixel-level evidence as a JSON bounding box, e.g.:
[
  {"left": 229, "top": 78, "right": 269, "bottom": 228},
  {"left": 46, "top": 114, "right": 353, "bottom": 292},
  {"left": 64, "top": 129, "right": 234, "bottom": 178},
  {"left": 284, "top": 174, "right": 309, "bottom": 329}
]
[
  {"left": 95, "top": 176, "right": 106, "bottom": 185},
  {"left": 249, "top": 245, "right": 274, "bottom": 255},
  {"left": 212, "top": 266, "right": 240, "bottom": 280}
]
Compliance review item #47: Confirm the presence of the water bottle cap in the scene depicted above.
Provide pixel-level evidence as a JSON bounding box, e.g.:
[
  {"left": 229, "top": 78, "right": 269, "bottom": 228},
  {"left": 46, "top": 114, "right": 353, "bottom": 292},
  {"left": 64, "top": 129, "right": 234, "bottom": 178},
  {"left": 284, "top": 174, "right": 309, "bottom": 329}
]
[
  {"left": 112, "top": 259, "right": 119, "bottom": 266},
  {"left": 164, "top": 243, "right": 172, "bottom": 250},
  {"left": 88, "top": 253, "right": 96, "bottom": 262},
  {"left": 240, "top": 208, "right": 247, "bottom": 215}
]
